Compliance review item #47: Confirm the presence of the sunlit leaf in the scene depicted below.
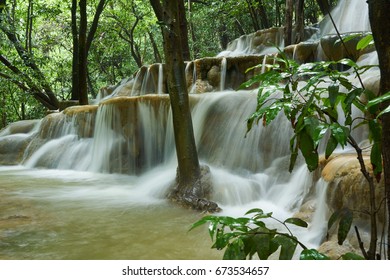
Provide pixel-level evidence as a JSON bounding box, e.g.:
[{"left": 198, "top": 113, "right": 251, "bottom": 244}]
[
  {"left": 356, "top": 34, "right": 373, "bottom": 50},
  {"left": 304, "top": 117, "right": 328, "bottom": 146},
  {"left": 366, "top": 92, "right": 390, "bottom": 109},
  {"left": 300, "top": 249, "right": 330, "bottom": 260},
  {"left": 377, "top": 105, "right": 390, "bottom": 119},
  {"left": 330, "top": 123, "right": 349, "bottom": 148}
]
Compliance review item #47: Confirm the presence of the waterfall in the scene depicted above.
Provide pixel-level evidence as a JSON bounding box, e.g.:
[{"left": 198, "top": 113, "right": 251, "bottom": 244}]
[
  {"left": 318, "top": 0, "right": 370, "bottom": 36},
  {"left": 188, "top": 60, "right": 198, "bottom": 94},
  {"left": 157, "top": 63, "right": 164, "bottom": 94},
  {"left": 140, "top": 66, "right": 152, "bottom": 95},
  {"left": 219, "top": 57, "right": 227, "bottom": 91}
]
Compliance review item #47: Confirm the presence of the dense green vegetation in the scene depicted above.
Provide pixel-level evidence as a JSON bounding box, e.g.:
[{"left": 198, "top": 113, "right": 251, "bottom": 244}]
[{"left": 0, "top": 0, "right": 329, "bottom": 128}]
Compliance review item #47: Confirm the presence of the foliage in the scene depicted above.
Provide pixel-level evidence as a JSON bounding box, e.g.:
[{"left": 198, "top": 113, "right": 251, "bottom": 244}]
[
  {"left": 241, "top": 52, "right": 388, "bottom": 176},
  {"left": 239, "top": 50, "right": 390, "bottom": 259},
  {"left": 0, "top": 0, "right": 328, "bottom": 124},
  {"left": 190, "top": 208, "right": 330, "bottom": 260}
]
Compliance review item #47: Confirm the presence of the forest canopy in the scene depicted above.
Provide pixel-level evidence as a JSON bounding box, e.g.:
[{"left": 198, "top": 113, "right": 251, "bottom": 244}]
[{"left": 0, "top": 0, "right": 333, "bottom": 128}]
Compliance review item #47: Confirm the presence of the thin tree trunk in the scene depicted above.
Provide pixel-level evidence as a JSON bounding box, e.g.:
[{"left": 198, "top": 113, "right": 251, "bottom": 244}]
[
  {"left": 78, "top": 0, "right": 88, "bottom": 105},
  {"left": 234, "top": 19, "right": 246, "bottom": 35},
  {"left": 295, "top": 0, "right": 305, "bottom": 43},
  {"left": 71, "top": 0, "right": 79, "bottom": 101},
  {"left": 368, "top": 0, "right": 390, "bottom": 259},
  {"left": 178, "top": 0, "right": 191, "bottom": 61},
  {"left": 148, "top": 31, "right": 162, "bottom": 63},
  {"left": 25, "top": 0, "right": 33, "bottom": 53},
  {"left": 246, "top": 0, "right": 260, "bottom": 32},
  {"left": 284, "top": 0, "right": 294, "bottom": 46},
  {"left": 255, "top": 0, "right": 270, "bottom": 29},
  {"left": 86, "top": 0, "right": 106, "bottom": 53},
  {"left": 316, "top": 0, "right": 331, "bottom": 15},
  {"left": 275, "top": 0, "right": 281, "bottom": 26}
]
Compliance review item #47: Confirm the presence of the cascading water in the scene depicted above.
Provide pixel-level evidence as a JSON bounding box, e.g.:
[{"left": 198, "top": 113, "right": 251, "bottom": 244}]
[
  {"left": 0, "top": 0, "right": 377, "bottom": 259},
  {"left": 157, "top": 63, "right": 164, "bottom": 95},
  {"left": 318, "top": 0, "right": 371, "bottom": 36},
  {"left": 219, "top": 57, "right": 227, "bottom": 91}
]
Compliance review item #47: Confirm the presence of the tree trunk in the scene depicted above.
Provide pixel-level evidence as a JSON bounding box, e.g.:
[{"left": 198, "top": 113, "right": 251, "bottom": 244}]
[
  {"left": 1, "top": 89, "right": 6, "bottom": 128},
  {"left": 218, "top": 23, "right": 229, "bottom": 50},
  {"left": 71, "top": 0, "right": 79, "bottom": 101},
  {"left": 71, "top": 0, "right": 105, "bottom": 104},
  {"left": 86, "top": 0, "right": 106, "bottom": 53},
  {"left": 316, "top": 0, "right": 331, "bottom": 15},
  {"left": 78, "top": 0, "right": 88, "bottom": 105},
  {"left": 368, "top": 0, "right": 390, "bottom": 259},
  {"left": 178, "top": 0, "right": 191, "bottom": 61},
  {"left": 246, "top": 0, "right": 260, "bottom": 32},
  {"left": 148, "top": 31, "right": 162, "bottom": 63},
  {"left": 25, "top": 0, "right": 33, "bottom": 53},
  {"left": 255, "top": 0, "right": 270, "bottom": 29},
  {"left": 275, "top": 0, "right": 281, "bottom": 26},
  {"left": 295, "top": 0, "right": 305, "bottom": 43},
  {"left": 284, "top": 0, "right": 294, "bottom": 46},
  {"left": 149, "top": 0, "right": 219, "bottom": 212}
]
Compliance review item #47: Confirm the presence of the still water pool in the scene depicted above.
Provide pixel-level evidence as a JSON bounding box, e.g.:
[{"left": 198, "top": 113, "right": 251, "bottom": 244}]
[{"left": 0, "top": 166, "right": 222, "bottom": 260}]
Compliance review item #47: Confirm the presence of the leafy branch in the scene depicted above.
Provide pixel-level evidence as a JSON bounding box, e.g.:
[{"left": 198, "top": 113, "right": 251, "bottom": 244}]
[{"left": 241, "top": 51, "right": 389, "bottom": 259}]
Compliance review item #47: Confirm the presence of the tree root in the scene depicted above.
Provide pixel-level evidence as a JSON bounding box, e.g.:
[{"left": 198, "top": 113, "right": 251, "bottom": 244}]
[{"left": 168, "top": 165, "right": 221, "bottom": 213}]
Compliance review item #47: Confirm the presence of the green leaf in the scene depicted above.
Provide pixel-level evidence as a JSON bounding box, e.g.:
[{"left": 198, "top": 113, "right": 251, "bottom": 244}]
[
  {"left": 337, "top": 208, "right": 353, "bottom": 245},
  {"left": 356, "top": 34, "right": 373, "bottom": 50},
  {"left": 245, "top": 208, "right": 264, "bottom": 216},
  {"left": 284, "top": 217, "right": 308, "bottom": 228},
  {"left": 325, "top": 135, "right": 338, "bottom": 159},
  {"left": 370, "top": 142, "right": 383, "bottom": 178},
  {"left": 335, "top": 33, "right": 360, "bottom": 45},
  {"left": 368, "top": 119, "right": 382, "bottom": 142},
  {"left": 366, "top": 92, "right": 390, "bottom": 110},
  {"left": 289, "top": 136, "right": 299, "bottom": 172},
  {"left": 344, "top": 88, "right": 364, "bottom": 114},
  {"left": 330, "top": 123, "right": 349, "bottom": 148},
  {"left": 189, "top": 216, "right": 214, "bottom": 232},
  {"left": 304, "top": 117, "right": 328, "bottom": 146},
  {"left": 337, "top": 58, "right": 358, "bottom": 69},
  {"left": 377, "top": 105, "right": 390, "bottom": 119},
  {"left": 341, "top": 252, "right": 365, "bottom": 260},
  {"left": 273, "top": 234, "right": 298, "bottom": 260},
  {"left": 300, "top": 249, "right": 330, "bottom": 260},
  {"left": 263, "top": 101, "right": 283, "bottom": 126},
  {"left": 328, "top": 210, "right": 341, "bottom": 231},
  {"left": 223, "top": 239, "right": 246, "bottom": 260},
  {"left": 328, "top": 84, "right": 340, "bottom": 107},
  {"left": 251, "top": 233, "right": 273, "bottom": 260},
  {"left": 208, "top": 219, "right": 219, "bottom": 240},
  {"left": 213, "top": 228, "right": 229, "bottom": 250},
  {"left": 298, "top": 130, "right": 319, "bottom": 171}
]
